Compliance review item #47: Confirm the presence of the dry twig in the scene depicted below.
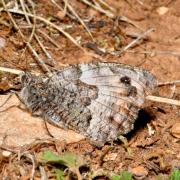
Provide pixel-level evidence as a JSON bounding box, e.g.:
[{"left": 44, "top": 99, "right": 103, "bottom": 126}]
[
  {"left": 117, "top": 28, "right": 155, "bottom": 55},
  {"left": 20, "top": 152, "right": 36, "bottom": 180},
  {"left": 65, "top": 1, "right": 94, "bottom": 40},
  {"left": 3, "top": 8, "right": 86, "bottom": 52},
  {"left": 81, "top": 0, "right": 114, "bottom": 18},
  {"left": 2, "top": 0, "right": 51, "bottom": 73},
  {"left": 37, "top": 29, "right": 60, "bottom": 48},
  {"left": 52, "top": 0, "right": 94, "bottom": 40},
  {"left": 146, "top": 95, "right": 180, "bottom": 107},
  {"left": 127, "top": 49, "right": 180, "bottom": 57},
  {"left": 0, "top": 66, "right": 23, "bottom": 75},
  {"left": 0, "top": 66, "right": 179, "bottom": 107},
  {"left": 158, "top": 80, "right": 180, "bottom": 86}
]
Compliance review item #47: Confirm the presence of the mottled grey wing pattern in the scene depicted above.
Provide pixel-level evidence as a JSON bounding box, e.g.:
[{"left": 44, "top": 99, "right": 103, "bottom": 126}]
[{"left": 20, "top": 62, "right": 157, "bottom": 146}]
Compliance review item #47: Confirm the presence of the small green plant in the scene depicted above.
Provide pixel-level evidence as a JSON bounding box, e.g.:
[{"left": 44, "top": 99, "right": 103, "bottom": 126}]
[
  {"left": 55, "top": 169, "right": 64, "bottom": 180},
  {"left": 38, "top": 150, "right": 86, "bottom": 180},
  {"left": 112, "top": 171, "right": 132, "bottom": 180},
  {"left": 169, "top": 169, "right": 180, "bottom": 180}
]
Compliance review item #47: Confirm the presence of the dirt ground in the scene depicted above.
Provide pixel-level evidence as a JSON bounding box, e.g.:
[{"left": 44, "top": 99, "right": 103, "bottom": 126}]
[{"left": 0, "top": 0, "right": 180, "bottom": 179}]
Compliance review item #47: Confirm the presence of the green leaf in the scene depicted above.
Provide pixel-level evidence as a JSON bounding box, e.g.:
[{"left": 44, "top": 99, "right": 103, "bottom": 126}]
[
  {"left": 54, "top": 169, "right": 64, "bottom": 180},
  {"left": 58, "top": 152, "right": 77, "bottom": 167},
  {"left": 112, "top": 175, "right": 121, "bottom": 180},
  {"left": 40, "top": 150, "right": 62, "bottom": 162},
  {"left": 169, "top": 169, "right": 180, "bottom": 180},
  {"left": 112, "top": 171, "right": 132, "bottom": 180},
  {"left": 38, "top": 150, "right": 79, "bottom": 168}
]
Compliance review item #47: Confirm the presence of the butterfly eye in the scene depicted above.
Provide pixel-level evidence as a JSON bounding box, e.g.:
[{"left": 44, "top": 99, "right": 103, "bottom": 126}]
[
  {"left": 21, "top": 73, "right": 33, "bottom": 85},
  {"left": 21, "top": 74, "right": 29, "bottom": 84},
  {"left": 30, "top": 87, "right": 37, "bottom": 95},
  {"left": 120, "top": 76, "right": 131, "bottom": 85}
]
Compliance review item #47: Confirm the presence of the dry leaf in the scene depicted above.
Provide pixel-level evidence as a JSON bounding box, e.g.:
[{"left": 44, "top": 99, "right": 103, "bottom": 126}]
[{"left": 0, "top": 94, "right": 84, "bottom": 147}]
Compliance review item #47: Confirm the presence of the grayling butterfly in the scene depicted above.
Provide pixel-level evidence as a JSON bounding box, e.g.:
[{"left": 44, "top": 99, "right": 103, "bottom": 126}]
[{"left": 19, "top": 62, "right": 157, "bottom": 146}]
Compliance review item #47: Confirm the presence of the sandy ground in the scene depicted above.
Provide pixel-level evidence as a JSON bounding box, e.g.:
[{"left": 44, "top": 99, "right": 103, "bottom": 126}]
[{"left": 0, "top": 0, "right": 179, "bottom": 179}]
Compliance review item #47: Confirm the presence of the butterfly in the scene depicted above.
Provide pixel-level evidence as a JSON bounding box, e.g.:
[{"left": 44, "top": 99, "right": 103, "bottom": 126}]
[{"left": 19, "top": 62, "right": 157, "bottom": 147}]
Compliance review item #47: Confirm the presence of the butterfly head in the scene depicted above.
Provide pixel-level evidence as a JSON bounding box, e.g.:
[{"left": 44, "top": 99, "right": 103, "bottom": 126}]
[{"left": 20, "top": 73, "right": 44, "bottom": 113}]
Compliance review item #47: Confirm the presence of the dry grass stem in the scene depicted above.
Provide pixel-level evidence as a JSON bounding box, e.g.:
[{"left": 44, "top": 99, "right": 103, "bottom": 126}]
[
  {"left": 39, "top": 166, "right": 47, "bottom": 180},
  {"left": 158, "top": 80, "right": 180, "bottom": 86},
  {"left": 52, "top": 0, "right": 94, "bottom": 40},
  {"left": 20, "top": 152, "right": 36, "bottom": 180},
  {"left": 118, "top": 16, "right": 144, "bottom": 31},
  {"left": 19, "top": 0, "right": 36, "bottom": 56},
  {"left": 0, "top": 66, "right": 23, "bottom": 75},
  {"left": 51, "top": 0, "right": 75, "bottom": 19},
  {"left": 38, "top": 30, "right": 61, "bottom": 48},
  {"left": 118, "top": 28, "right": 155, "bottom": 55},
  {"left": 169, "top": 85, "right": 176, "bottom": 99},
  {"left": 34, "top": 34, "right": 56, "bottom": 64},
  {"left": 0, "top": 66, "right": 41, "bottom": 76},
  {"left": 65, "top": 1, "right": 94, "bottom": 40},
  {"left": 81, "top": 0, "right": 114, "bottom": 18},
  {"left": 5, "top": 8, "right": 86, "bottom": 52},
  {"left": 21, "top": 0, "right": 56, "bottom": 65},
  {"left": 2, "top": 0, "right": 51, "bottom": 73},
  {"left": 127, "top": 49, "right": 180, "bottom": 57},
  {"left": 95, "top": 0, "right": 115, "bottom": 12},
  {"left": 0, "top": 94, "right": 13, "bottom": 108},
  {"left": 146, "top": 95, "right": 180, "bottom": 106}
]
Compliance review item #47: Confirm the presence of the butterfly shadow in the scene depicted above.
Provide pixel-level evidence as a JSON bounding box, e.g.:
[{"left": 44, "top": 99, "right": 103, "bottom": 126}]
[{"left": 125, "top": 108, "right": 156, "bottom": 140}]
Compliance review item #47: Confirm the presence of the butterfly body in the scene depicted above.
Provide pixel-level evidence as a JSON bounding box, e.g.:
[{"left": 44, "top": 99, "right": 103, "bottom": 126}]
[{"left": 20, "top": 62, "right": 157, "bottom": 146}]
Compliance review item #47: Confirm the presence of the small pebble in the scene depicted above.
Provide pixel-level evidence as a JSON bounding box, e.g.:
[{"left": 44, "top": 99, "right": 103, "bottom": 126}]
[
  {"left": 103, "top": 153, "right": 118, "bottom": 161},
  {"left": 171, "top": 122, "right": 180, "bottom": 138},
  {"left": 156, "top": 6, "right": 169, "bottom": 15},
  {"left": 2, "top": 150, "right": 12, "bottom": 157},
  {"left": 171, "top": 159, "right": 180, "bottom": 170},
  {"left": 0, "top": 37, "right": 6, "bottom": 49},
  {"left": 130, "top": 166, "right": 148, "bottom": 179}
]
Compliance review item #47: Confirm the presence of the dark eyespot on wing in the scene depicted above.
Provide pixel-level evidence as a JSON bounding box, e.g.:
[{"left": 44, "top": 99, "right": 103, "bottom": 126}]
[
  {"left": 128, "top": 86, "right": 137, "bottom": 97},
  {"left": 78, "top": 62, "right": 157, "bottom": 93},
  {"left": 120, "top": 76, "right": 131, "bottom": 85}
]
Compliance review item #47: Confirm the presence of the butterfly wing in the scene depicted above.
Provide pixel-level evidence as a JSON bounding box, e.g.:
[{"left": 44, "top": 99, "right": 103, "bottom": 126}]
[
  {"left": 77, "top": 62, "right": 157, "bottom": 145},
  {"left": 20, "top": 62, "right": 157, "bottom": 146}
]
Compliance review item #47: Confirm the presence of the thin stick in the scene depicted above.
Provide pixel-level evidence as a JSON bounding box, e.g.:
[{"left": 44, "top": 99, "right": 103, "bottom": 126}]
[
  {"left": 118, "top": 28, "right": 155, "bottom": 55},
  {"left": 1, "top": 66, "right": 179, "bottom": 107},
  {"left": 37, "top": 29, "right": 60, "bottom": 48},
  {"left": 20, "top": 153, "right": 36, "bottom": 180},
  {"left": 4, "top": 8, "right": 86, "bottom": 52},
  {"left": 24, "top": 1, "right": 56, "bottom": 65},
  {"left": 118, "top": 16, "right": 144, "bottom": 31},
  {"left": 65, "top": 1, "right": 94, "bottom": 40},
  {"left": 19, "top": 0, "right": 36, "bottom": 57},
  {"left": 51, "top": 0, "right": 76, "bottom": 20},
  {"left": 127, "top": 49, "right": 180, "bottom": 57},
  {"left": 0, "top": 66, "right": 41, "bottom": 76},
  {"left": 0, "top": 67, "right": 23, "bottom": 75},
  {"left": 2, "top": 0, "right": 51, "bottom": 73},
  {"left": 95, "top": 0, "right": 115, "bottom": 12},
  {"left": 0, "top": 94, "right": 13, "bottom": 108},
  {"left": 158, "top": 80, "right": 180, "bottom": 86},
  {"left": 146, "top": 95, "right": 180, "bottom": 106},
  {"left": 34, "top": 34, "right": 56, "bottom": 64},
  {"left": 81, "top": 0, "right": 114, "bottom": 18},
  {"left": 52, "top": 0, "right": 94, "bottom": 40}
]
